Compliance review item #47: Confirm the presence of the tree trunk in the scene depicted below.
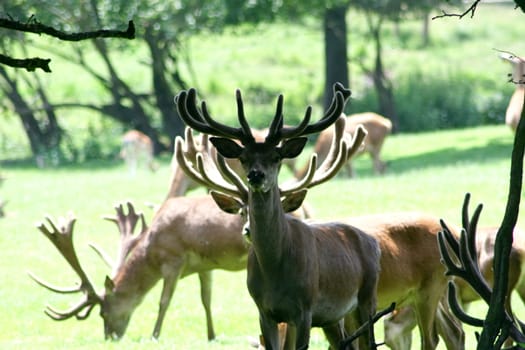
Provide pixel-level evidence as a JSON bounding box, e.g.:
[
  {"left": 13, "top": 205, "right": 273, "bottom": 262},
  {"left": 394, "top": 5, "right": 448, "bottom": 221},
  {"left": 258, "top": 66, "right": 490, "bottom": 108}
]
[
  {"left": 323, "top": 6, "right": 350, "bottom": 113},
  {"left": 0, "top": 66, "right": 62, "bottom": 163},
  {"left": 91, "top": 39, "right": 165, "bottom": 153},
  {"left": 144, "top": 27, "right": 185, "bottom": 149},
  {"left": 370, "top": 20, "right": 399, "bottom": 131}
]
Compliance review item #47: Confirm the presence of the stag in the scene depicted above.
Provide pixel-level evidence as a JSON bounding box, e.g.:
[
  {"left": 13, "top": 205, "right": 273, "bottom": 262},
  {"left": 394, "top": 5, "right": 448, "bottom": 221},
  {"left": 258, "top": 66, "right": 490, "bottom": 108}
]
[
  {"left": 294, "top": 112, "right": 392, "bottom": 178},
  {"left": 175, "top": 84, "right": 383, "bottom": 349},
  {"left": 29, "top": 198, "right": 251, "bottom": 340},
  {"left": 500, "top": 53, "right": 524, "bottom": 131},
  {"left": 120, "top": 130, "right": 157, "bottom": 175},
  {"left": 179, "top": 123, "right": 465, "bottom": 349}
]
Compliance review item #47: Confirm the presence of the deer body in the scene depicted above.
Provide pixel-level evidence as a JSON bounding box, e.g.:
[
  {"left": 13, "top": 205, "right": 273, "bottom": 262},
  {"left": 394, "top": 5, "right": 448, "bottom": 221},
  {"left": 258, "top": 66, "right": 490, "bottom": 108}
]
[
  {"left": 31, "top": 196, "right": 249, "bottom": 341},
  {"left": 120, "top": 130, "right": 157, "bottom": 174},
  {"left": 246, "top": 188, "right": 380, "bottom": 349},
  {"left": 342, "top": 212, "right": 454, "bottom": 350},
  {"left": 500, "top": 53, "right": 525, "bottom": 131},
  {"left": 383, "top": 226, "right": 525, "bottom": 349},
  {"left": 295, "top": 112, "right": 392, "bottom": 178}
]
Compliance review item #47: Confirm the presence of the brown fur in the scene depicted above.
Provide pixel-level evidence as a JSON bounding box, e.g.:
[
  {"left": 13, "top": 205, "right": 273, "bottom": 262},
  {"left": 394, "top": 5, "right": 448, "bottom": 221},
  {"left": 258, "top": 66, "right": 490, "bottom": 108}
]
[{"left": 295, "top": 112, "right": 392, "bottom": 178}]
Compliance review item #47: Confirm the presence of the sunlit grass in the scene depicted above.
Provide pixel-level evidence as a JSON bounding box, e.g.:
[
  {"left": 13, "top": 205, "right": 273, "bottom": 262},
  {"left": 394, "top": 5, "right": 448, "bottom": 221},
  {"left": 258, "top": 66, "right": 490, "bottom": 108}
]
[{"left": 1, "top": 124, "right": 523, "bottom": 349}]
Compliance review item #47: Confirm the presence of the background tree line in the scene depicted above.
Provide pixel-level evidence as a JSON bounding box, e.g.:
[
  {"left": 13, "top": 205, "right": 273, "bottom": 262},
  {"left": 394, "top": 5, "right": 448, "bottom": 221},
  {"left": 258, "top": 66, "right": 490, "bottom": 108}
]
[{"left": 0, "top": 0, "right": 507, "bottom": 165}]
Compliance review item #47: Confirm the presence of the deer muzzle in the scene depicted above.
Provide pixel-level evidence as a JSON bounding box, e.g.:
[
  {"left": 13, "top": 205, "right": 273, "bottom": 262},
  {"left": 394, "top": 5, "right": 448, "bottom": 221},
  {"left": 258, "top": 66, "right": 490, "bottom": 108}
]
[{"left": 247, "top": 169, "right": 265, "bottom": 189}]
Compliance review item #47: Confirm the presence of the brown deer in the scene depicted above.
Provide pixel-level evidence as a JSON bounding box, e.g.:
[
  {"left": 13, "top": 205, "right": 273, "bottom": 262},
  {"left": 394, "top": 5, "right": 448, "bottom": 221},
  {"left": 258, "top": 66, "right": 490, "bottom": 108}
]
[
  {"left": 29, "top": 199, "right": 250, "bottom": 340},
  {"left": 175, "top": 84, "right": 383, "bottom": 349},
  {"left": 500, "top": 53, "right": 525, "bottom": 131},
  {"left": 382, "top": 224, "right": 525, "bottom": 349},
  {"left": 120, "top": 130, "right": 157, "bottom": 175},
  {"left": 294, "top": 112, "right": 392, "bottom": 178}
]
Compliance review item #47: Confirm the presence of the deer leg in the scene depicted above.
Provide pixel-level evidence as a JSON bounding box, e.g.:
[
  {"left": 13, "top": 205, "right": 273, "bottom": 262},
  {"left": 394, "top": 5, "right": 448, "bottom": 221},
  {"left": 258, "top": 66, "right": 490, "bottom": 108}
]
[
  {"left": 198, "top": 271, "right": 216, "bottom": 341},
  {"left": 322, "top": 320, "right": 346, "bottom": 349},
  {"left": 435, "top": 300, "right": 465, "bottom": 350},
  {"left": 259, "top": 313, "right": 281, "bottom": 350},
  {"left": 413, "top": 297, "right": 440, "bottom": 350},
  {"left": 152, "top": 263, "right": 182, "bottom": 339}
]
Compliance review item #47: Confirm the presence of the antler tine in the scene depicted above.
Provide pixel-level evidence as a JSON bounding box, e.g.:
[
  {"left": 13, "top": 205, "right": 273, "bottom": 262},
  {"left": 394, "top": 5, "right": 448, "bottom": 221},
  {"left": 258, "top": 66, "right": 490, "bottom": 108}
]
[
  {"left": 175, "top": 136, "right": 244, "bottom": 199},
  {"left": 215, "top": 153, "right": 249, "bottom": 201},
  {"left": 280, "top": 118, "right": 367, "bottom": 196},
  {"left": 45, "top": 299, "right": 98, "bottom": 321},
  {"left": 278, "top": 83, "right": 351, "bottom": 141},
  {"left": 35, "top": 214, "right": 97, "bottom": 295},
  {"left": 175, "top": 88, "right": 253, "bottom": 143},
  {"left": 102, "top": 202, "right": 147, "bottom": 273}
]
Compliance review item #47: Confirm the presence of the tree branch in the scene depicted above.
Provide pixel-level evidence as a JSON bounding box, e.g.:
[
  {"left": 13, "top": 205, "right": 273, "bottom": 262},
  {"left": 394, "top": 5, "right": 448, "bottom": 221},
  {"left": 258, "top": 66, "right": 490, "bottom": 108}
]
[
  {"left": 0, "top": 53, "right": 51, "bottom": 72},
  {"left": 0, "top": 16, "right": 135, "bottom": 72},
  {"left": 432, "top": 0, "right": 481, "bottom": 20},
  {"left": 0, "top": 17, "right": 135, "bottom": 41}
]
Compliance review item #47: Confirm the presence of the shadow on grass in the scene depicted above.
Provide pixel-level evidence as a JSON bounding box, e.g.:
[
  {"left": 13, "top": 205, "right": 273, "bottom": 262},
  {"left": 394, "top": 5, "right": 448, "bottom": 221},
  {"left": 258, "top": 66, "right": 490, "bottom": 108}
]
[
  {"left": 349, "top": 135, "right": 513, "bottom": 178},
  {"left": 388, "top": 138, "right": 512, "bottom": 175}
]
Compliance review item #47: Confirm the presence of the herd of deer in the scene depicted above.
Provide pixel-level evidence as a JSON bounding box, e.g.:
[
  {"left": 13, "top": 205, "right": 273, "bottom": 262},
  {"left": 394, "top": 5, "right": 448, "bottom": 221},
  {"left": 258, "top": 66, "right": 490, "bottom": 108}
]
[{"left": 29, "top": 55, "right": 525, "bottom": 350}]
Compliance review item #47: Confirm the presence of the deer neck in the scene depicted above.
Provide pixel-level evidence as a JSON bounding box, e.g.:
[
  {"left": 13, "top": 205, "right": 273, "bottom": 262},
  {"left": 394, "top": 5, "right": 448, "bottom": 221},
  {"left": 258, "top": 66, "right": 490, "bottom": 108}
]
[
  {"left": 112, "top": 249, "right": 160, "bottom": 302},
  {"left": 247, "top": 186, "right": 289, "bottom": 266}
]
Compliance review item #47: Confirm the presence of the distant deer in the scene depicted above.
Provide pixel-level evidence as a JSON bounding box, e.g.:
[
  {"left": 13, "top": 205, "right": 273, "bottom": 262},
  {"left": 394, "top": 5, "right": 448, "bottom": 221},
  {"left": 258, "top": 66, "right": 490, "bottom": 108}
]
[
  {"left": 294, "top": 112, "right": 392, "bottom": 178},
  {"left": 120, "top": 130, "right": 157, "bottom": 175},
  {"left": 175, "top": 84, "right": 384, "bottom": 349},
  {"left": 500, "top": 53, "right": 525, "bottom": 131}
]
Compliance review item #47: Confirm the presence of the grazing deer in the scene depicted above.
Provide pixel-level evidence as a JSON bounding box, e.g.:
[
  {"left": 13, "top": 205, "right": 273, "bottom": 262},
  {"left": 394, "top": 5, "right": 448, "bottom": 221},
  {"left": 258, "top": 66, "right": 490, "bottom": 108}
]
[
  {"left": 29, "top": 198, "right": 252, "bottom": 340},
  {"left": 500, "top": 53, "right": 525, "bottom": 131},
  {"left": 174, "top": 84, "right": 384, "bottom": 349},
  {"left": 294, "top": 112, "right": 392, "bottom": 178},
  {"left": 120, "top": 130, "right": 157, "bottom": 175},
  {"left": 383, "top": 224, "right": 525, "bottom": 349}
]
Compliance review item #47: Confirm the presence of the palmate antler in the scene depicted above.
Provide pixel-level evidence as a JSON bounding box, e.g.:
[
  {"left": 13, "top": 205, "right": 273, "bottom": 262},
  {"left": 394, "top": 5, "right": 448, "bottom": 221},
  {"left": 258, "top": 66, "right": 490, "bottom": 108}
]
[
  {"left": 437, "top": 193, "right": 525, "bottom": 346},
  {"left": 89, "top": 202, "right": 148, "bottom": 275},
  {"left": 28, "top": 213, "right": 102, "bottom": 320}
]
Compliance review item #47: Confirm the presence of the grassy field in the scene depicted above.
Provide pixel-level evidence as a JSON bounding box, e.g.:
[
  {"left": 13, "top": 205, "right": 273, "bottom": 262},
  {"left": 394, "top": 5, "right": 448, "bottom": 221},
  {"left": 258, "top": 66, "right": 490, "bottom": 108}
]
[
  {"left": 1, "top": 123, "right": 524, "bottom": 349},
  {"left": 1, "top": 2, "right": 525, "bottom": 349}
]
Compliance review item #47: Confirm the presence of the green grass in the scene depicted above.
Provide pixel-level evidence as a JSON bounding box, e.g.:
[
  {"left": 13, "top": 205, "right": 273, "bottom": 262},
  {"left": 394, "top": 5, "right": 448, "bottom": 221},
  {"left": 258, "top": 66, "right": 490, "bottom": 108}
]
[{"left": 1, "top": 124, "right": 524, "bottom": 349}]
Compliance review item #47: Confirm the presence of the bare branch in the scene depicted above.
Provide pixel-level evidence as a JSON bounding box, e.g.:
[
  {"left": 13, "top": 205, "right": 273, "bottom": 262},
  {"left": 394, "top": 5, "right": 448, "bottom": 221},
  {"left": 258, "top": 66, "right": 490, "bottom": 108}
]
[
  {"left": 0, "top": 17, "right": 135, "bottom": 41},
  {"left": 0, "top": 16, "right": 135, "bottom": 72},
  {"left": 432, "top": 1, "right": 482, "bottom": 20},
  {"left": 0, "top": 52, "right": 51, "bottom": 72}
]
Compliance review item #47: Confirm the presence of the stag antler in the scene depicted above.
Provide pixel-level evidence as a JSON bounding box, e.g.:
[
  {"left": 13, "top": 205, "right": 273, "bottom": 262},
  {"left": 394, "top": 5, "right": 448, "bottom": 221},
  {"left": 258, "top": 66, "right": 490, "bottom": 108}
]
[
  {"left": 175, "top": 115, "right": 366, "bottom": 204},
  {"left": 89, "top": 202, "right": 148, "bottom": 275},
  {"left": 175, "top": 83, "right": 351, "bottom": 147},
  {"left": 28, "top": 213, "right": 102, "bottom": 320},
  {"left": 438, "top": 193, "right": 525, "bottom": 345}
]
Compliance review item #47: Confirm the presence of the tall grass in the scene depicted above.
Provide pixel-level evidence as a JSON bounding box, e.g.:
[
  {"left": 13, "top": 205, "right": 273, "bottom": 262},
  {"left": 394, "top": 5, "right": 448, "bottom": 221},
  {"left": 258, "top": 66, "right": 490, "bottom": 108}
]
[{"left": 1, "top": 123, "right": 523, "bottom": 349}]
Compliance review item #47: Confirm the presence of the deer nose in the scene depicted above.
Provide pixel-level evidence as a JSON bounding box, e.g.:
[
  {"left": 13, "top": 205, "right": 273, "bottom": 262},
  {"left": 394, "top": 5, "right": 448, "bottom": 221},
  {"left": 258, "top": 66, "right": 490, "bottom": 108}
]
[{"left": 247, "top": 169, "right": 265, "bottom": 185}]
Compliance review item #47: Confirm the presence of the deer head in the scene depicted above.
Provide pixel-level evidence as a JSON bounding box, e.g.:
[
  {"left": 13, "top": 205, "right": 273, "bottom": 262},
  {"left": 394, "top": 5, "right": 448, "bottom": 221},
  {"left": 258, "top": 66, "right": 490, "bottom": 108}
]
[{"left": 29, "top": 203, "right": 148, "bottom": 340}]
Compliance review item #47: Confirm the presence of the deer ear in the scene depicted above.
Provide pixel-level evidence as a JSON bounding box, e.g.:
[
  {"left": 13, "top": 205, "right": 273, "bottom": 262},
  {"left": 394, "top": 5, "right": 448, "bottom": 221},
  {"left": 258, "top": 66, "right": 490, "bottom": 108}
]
[
  {"left": 104, "top": 276, "right": 115, "bottom": 293},
  {"left": 210, "top": 191, "right": 244, "bottom": 214},
  {"left": 279, "top": 137, "right": 307, "bottom": 159},
  {"left": 210, "top": 137, "right": 243, "bottom": 158},
  {"left": 281, "top": 189, "right": 308, "bottom": 213}
]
